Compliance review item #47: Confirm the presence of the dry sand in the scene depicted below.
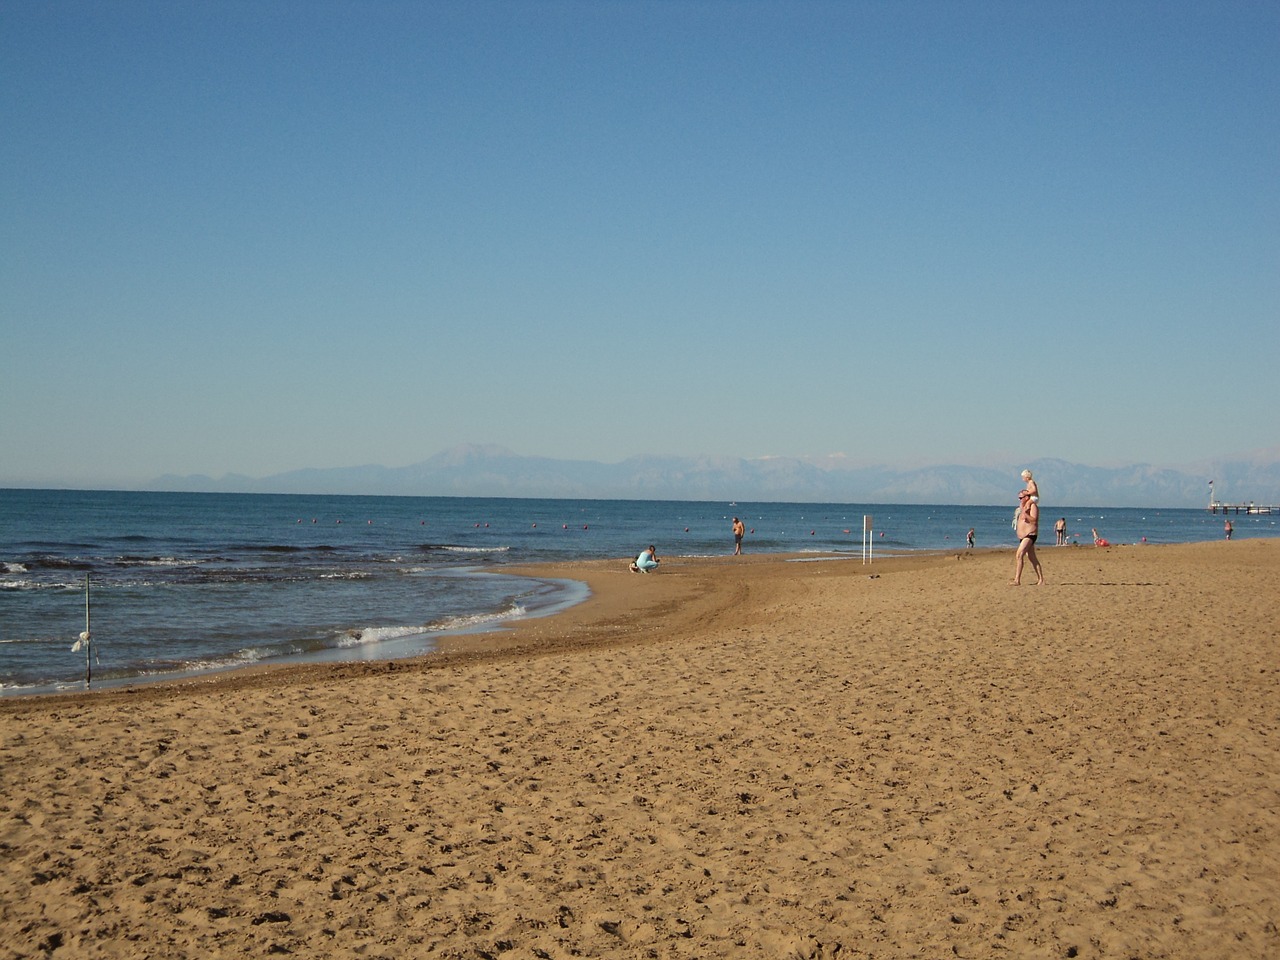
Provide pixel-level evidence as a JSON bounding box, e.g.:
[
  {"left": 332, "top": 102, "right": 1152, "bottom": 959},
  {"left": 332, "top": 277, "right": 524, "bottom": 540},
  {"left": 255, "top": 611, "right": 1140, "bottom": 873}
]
[{"left": 2, "top": 540, "right": 1277, "bottom": 959}]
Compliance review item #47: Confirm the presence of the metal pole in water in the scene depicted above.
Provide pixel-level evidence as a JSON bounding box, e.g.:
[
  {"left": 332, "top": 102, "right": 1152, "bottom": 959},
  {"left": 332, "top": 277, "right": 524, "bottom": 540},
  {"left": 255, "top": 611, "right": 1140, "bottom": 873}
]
[{"left": 82, "top": 574, "right": 91, "bottom": 688}]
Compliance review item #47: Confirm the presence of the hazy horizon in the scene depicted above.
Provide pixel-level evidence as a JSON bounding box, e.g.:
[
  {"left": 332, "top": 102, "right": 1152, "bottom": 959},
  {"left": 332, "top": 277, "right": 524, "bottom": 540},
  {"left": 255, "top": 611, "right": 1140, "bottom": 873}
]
[{"left": 7, "top": 442, "right": 1277, "bottom": 512}]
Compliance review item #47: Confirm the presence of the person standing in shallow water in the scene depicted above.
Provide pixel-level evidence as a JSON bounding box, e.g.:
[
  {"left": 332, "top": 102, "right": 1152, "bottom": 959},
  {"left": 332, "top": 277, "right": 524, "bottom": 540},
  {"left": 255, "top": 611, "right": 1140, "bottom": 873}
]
[
  {"left": 732, "top": 517, "right": 745, "bottom": 555},
  {"left": 1011, "top": 490, "right": 1044, "bottom": 585}
]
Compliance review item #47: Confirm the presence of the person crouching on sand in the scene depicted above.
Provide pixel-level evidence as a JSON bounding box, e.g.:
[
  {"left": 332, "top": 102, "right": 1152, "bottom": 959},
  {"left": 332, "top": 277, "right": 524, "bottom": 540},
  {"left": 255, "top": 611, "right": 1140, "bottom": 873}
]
[
  {"left": 1011, "top": 490, "right": 1044, "bottom": 585},
  {"left": 631, "top": 545, "right": 660, "bottom": 573}
]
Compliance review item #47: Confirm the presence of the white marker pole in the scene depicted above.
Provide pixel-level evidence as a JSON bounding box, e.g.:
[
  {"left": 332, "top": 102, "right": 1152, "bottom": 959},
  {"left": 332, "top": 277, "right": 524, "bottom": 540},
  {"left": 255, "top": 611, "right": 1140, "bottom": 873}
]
[
  {"left": 863, "top": 515, "right": 873, "bottom": 565},
  {"left": 82, "top": 574, "right": 91, "bottom": 687}
]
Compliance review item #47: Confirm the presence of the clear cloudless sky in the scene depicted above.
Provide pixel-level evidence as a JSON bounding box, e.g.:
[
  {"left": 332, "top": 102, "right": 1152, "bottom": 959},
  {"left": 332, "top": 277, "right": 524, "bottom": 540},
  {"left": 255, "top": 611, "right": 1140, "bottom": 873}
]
[{"left": 2, "top": 0, "right": 1277, "bottom": 488}]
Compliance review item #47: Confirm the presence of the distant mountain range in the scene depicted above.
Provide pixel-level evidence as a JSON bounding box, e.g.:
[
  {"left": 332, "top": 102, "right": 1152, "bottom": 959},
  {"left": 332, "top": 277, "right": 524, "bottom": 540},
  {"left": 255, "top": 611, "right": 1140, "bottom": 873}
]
[{"left": 146, "top": 444, "right": 1280, "bottom": 508}]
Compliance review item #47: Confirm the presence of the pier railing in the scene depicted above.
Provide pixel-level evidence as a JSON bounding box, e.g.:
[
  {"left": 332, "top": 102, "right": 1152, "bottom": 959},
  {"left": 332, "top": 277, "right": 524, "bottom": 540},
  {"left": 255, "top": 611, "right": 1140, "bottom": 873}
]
[{"left": 1209, "top": 501, "right": 1276, "bottom": 515}]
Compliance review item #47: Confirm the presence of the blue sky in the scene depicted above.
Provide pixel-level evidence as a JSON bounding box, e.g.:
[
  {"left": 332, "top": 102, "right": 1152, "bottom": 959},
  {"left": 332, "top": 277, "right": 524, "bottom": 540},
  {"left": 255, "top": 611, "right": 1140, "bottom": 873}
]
[{"left": 3, "top": 0, "right": 1277, "bottom": 488}]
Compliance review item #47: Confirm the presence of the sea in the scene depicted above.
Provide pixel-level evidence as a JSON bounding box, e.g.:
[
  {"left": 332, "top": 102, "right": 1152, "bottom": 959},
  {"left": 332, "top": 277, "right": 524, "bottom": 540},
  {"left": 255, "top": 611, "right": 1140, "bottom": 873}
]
[{"left": 2, "top": 488, "right": 1274, "bottom": 695}]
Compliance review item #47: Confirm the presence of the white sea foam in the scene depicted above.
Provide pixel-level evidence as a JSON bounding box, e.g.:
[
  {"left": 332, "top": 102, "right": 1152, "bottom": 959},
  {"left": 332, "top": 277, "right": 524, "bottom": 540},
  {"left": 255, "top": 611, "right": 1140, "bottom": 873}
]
[
  {"left": 118, "top": 556, "right": 201, "bottom": 568},
  {"left": 148, "top": 647, "right": 268, "bottom": 675},
  {"left": 339, "top": 624, "right": 432, "bottom": 648},
  {"left": 431, "top": 604, "right": 526, "bottom": 632},
  {"left": 340, "top": 604, "right": 528, "bottom": 649},
  {"left": 0, "top": 578, "right": 81, "bottom": 591}
]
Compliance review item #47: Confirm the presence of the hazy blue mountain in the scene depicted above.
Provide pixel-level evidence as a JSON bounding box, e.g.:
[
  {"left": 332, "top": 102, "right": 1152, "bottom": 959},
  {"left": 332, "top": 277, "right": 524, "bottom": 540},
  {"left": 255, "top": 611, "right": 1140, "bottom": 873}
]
[{"left": 146, "top": 444, "right": 1280, "bottom": 508}]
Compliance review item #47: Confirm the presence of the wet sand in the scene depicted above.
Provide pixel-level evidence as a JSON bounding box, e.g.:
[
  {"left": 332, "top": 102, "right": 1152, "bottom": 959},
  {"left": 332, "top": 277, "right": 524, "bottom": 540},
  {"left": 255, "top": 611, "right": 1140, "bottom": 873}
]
[{"left": 2, "top": 540, "right": 1277, "bottom": 958}]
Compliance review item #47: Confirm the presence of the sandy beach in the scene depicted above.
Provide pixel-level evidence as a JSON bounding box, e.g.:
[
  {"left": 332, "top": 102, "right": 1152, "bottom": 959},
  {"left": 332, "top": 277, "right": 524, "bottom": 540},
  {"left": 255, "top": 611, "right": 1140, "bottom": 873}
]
[{"left": 2, "top": 540, "right": 1277, "bottom": 959}]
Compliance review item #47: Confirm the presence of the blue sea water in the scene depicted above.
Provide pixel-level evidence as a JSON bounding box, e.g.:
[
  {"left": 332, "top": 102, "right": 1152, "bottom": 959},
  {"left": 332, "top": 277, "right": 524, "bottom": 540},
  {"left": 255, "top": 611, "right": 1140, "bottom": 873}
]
[{"left": 2, "top": 489, "right": 1273, "bottom": 694}]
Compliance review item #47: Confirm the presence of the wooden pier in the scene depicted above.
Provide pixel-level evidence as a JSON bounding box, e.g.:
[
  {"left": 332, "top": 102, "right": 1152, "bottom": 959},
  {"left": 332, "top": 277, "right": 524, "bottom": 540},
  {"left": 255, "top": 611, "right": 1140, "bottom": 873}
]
[{"left": 1209, "top": 501, "right": 1276, "bottom": 515}]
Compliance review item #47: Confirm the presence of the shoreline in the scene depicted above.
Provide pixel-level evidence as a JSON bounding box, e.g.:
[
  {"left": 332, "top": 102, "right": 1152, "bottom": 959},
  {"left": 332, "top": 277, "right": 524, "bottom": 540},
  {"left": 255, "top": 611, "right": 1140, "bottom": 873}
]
[
  {"left": 1, "top": 550, "right": 808, "bottom": 708},
  {"left": 0, "top": 549, "right": 966, "bottom": 708},
  {"left": 3, "top": 540, "right": 1277, "bottom": 957}
]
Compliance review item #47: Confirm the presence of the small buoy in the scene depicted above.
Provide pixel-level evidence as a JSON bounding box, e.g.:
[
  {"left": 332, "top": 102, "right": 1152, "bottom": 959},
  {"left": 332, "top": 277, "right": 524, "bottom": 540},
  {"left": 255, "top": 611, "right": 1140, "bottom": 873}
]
[
  {"left": 583, "top": 524, "right": 589, "bottom": 530},
  {"left": 810, "top": 530, "right": 815, "bottom": 536},
  {"left": 563, "top": 524, "right": 568, "bottom": 529},
  {"left": 684, "top": 527, "right": 689, "bottom": 532},
  {"left": 484, "top": 523, "right": 489, "bottom": 528},
  {"left": 843, "top": 529, "right": 850, "bottom": 534},
  {"left": 750, "top": 528, "right": 755, "bottom": 534},
  {"left": 531, "top": 523, "right": 537, "bottom": 528}
]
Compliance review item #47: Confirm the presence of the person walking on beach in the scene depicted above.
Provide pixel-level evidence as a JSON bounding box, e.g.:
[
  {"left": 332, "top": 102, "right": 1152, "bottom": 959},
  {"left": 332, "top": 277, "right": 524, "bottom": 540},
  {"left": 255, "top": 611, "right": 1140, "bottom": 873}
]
[
  {"left": 1011, "top": 490, "right": 1044, "bottom": 585},
  {"left": 1225, "top": 519, "right": 1233, "bottom": 540},
  {"left": 732, "top": 517, "right": 745, "bottom": 555},
  {"left": 1055, "top": 517, "right": 1067, "bottom": 546},
  {"left": 966, "top": 527, "right": 975, "bottom": 549}
]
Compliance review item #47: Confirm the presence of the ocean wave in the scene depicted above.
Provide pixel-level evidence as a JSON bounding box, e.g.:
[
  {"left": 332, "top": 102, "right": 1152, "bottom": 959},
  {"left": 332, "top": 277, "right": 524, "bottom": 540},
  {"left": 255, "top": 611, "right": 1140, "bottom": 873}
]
[
  {"left": 416, "top": 544, "right": 512, "bottom": 555},
  {"left": 114, "top": 555, "right": 203, "bottom": 568},
  {"left": 0, "top": 578, "right": 83, "bottom": 592},
  {"left": 431, "top": 603, "right": 526, "bottom": 631},
  {"left": 788, "top": 554, "right": 862, "bottom": 563},
  {"left": 23, "top": 557, "right": 93, "bottom": 571},
  {"left": 338, "top": 625, "right": 431, "bottom": 647},
  {"left": 338, "top": 603, "right": 528, "bottom": 648},
  {"left": 137, "top": 646, "right": 268, "bottom": 676}
]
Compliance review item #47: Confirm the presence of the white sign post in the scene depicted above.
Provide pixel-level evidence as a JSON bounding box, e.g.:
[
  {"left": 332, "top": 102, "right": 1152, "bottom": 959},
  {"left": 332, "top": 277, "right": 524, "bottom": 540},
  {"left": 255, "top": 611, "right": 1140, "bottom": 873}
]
[{"left": 863, "top": 515, "right": 873, "bottom": 565}]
